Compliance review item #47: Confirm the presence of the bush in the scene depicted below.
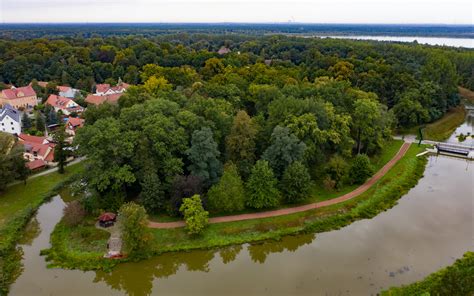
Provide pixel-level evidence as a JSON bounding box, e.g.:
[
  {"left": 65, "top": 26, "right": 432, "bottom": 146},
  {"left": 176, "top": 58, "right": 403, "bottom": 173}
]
[
  {"left": 323, "top": 177, "right": 336, "bottom": 191},
  {"left": 245, "top": 160, "right": 280, "bottom": 209},
  {"left": 281, "top": 161, "right": 311, "bottom": 203},
  {"left": 349, "top": 154, "right": 374, "bottom": 184},
  {"left": 180, "top": 195, "right": 209, "bottom": 235},
  {"left": 325, "top": 155, "right": 348, "bottom": 189},
  {"left": 62, "top": 201, "right": 86, "bottom": 226},
  {"left": 118, "top": 202, "right": 152, "bottom": 257},
  {"left": 207, "top": 163, "right": 245, "bottom": 213},
  {"left": 170, "top": 175, "right": 203, "bottom": 216}
]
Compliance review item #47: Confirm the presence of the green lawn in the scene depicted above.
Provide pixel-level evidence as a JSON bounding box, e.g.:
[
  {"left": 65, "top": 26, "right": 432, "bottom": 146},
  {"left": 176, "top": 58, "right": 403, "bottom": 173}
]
[{"left": 0, "top": 163, "right": 84, "bottom": 227}]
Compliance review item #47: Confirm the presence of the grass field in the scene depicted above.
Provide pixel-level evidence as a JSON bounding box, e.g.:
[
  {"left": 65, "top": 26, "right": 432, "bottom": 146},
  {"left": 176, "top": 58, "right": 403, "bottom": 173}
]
[{"left": 0, "top": 163, "right": 84, "bottom": 228}]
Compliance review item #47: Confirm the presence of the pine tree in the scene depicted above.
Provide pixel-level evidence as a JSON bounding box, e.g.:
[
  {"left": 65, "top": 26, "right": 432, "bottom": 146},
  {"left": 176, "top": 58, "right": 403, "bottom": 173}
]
[
  {"left": 21, "top": 112, "right": 32, "bottom": 129},
  {"left": 186, "top": 127, "right": 222, "bottom": 186}
]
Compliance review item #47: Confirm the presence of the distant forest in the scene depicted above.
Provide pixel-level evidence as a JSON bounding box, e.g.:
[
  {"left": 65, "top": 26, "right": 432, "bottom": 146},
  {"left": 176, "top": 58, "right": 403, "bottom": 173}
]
[{"left": 0, "top": 23, "right": 473, "bottom": 39}]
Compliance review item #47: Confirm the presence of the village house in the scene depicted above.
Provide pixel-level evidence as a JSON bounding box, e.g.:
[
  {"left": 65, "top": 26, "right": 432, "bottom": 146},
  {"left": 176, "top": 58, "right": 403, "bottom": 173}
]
[
  {"left": 65, "top": 116, "right": 85, "bottom": 137},
  {"left": 57, "top": 85, "right": 81, "bottom": 99},
  {"left": 95, "top": 81, "right": 130, "bottom": 96},
  {"left": 17, "top": 133, "right": 55, "bottom": 169},
  {"left": 85, "top": 93, "right": 123, "bottom": 105},
  {"left": 0, "top": 86, "right": 38, "bottom": 109},
  {"left": 217, "top": 46, "right": 231, "bottom": 55},
  {"left": 46, "top": 94, "right": 84, "bottom": 115},
  {"left": 0, "top": 104, "right": 21, "bottom": 135}
]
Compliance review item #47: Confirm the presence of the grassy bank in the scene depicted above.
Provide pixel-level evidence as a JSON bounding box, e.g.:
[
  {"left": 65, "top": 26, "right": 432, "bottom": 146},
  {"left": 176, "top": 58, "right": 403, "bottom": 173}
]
[
  {"left": 399, "top": 106, "right": 466, "bottom": 142},
  {"left": 459, "top": 87, "right": 474, "bottom": 103},
  {"left": 43, "top": 144, "right": 428, "bottom": 271},
  {"left": 381, "top": 252, "right": 474, "bottom": 296},
  {"left": 0, "top": 163, "right": 84, "bottom": 295}
]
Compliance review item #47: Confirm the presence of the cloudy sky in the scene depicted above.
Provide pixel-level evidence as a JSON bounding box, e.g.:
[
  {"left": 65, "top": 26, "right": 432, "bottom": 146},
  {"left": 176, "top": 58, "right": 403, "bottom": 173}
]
[{"left": 0, "top": 0, "right": 472, "bottom": 24}]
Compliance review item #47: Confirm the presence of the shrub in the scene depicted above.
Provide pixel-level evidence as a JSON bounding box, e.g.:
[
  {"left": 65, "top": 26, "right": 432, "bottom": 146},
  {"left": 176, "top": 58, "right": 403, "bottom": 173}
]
[
  {"left": 180, "top": 195, "right": 209, "bottom": 235},
  {"left": 245, "top": 160, "right": 280, "bottom": 209},
  {"left": 325, "top": 155, "right": 348, "bottom": 189},
  {"left": 170, "top": 175, "right": 203, "bottom": 216},
  {"left": 349, "top": 154, "right": 374, "bottom": 184},
  {"left": 118, "top": 202, "right": 152, "bottom": 257},
  {"left": 323, "top": 177, "right": 336, "bottom": 191},
  {"left": 281, "top": 161, "right": 311, "bottom": 203},
  {"left": 62, "top": 201, "right": 86, "bottom": 226},
  {"left": 207, "top": 163, "right": 245, "bottom": 213}
]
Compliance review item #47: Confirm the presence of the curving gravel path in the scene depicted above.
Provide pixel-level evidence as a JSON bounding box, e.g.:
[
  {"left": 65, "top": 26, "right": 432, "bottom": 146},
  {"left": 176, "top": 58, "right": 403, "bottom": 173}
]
[{"left": 149, "top": 142, "right": 412, "bottom": 229}]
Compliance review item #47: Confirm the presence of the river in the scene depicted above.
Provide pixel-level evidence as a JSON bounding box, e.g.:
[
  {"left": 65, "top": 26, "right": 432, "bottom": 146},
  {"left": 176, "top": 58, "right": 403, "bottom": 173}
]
[
  {"left": 319, "top": 35, "right": 474, "bottom": 48},
  {"left": 9, "top": 125, "right": 474, "bottom": 295}
]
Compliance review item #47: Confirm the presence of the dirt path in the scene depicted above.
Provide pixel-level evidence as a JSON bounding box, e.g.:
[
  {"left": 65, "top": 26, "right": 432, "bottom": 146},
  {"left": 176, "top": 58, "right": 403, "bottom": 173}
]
[{"left": 149, "top": 142, "right": 412, "bottom": 229}]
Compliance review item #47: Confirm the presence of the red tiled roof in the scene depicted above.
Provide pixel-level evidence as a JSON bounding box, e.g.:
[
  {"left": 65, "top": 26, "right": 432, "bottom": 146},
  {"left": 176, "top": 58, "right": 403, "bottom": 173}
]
[
  {"left": 96, "top": 83, "right": 129, "bottom": 94},
  {"left": 57, "top": 86, "right": 72, "bottom": 93},
  {"left": 85, "top": 93, "right": 123, "bottom": 105},
  {"left": 26, "top": 159, "right": 46, "bottom": 170},
  {"left": 95, "top": 84, "right": 111, "bottom": 93},
  {"left": 1, "top": 86, "right": 36, "bottom": 99},
  {"left": 18, "top": 133, "right": 48, "bottom": 144},
  {"left": 66, "top": 116, "right": 85, "bottom": 128},
  {"left": 46, "top": 94, "right": 73, "bottom": 108},
  {"left": 98, "top": 212, "right": 116, "bottom": 222},
  {"left": 22, "top": 142, "right": 53, "bottom": 159}
]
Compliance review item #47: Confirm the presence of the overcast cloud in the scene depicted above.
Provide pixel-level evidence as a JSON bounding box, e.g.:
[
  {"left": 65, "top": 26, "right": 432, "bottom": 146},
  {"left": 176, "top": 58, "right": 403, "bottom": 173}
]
[{"left": 0, "top": 0, "right": 472, "bottom": 24}]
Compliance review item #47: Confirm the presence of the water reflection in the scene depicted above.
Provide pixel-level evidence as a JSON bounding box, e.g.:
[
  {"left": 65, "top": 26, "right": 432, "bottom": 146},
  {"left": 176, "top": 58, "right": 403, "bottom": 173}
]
[
  {"left": 93, "top": 235, "right": 315, "bottom": 295},
  {"left": 17, "top": 218, "right": 40, "bottom": 246},
  {"left": 447, "top": 105, "right": 474, "bottom": 146}
]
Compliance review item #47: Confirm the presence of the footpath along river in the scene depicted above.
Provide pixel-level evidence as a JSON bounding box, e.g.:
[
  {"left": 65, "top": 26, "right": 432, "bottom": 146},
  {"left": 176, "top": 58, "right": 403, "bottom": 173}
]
[{"left": 9, "top": 118, "right": 474, "bottom": 295}]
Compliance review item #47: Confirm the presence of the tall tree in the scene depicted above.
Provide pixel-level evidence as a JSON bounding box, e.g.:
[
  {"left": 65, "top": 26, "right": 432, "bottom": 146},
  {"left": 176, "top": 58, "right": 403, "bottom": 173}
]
[
  {"left": 281, "top": 161, "right": 311, "bottom": 204},
  {"left": 21, "top": 113, "right": 32, "bottom": 129},
  {"left": 186, "top": 127, "right": 223, "bottom": 186},
  {"left": 53, "top": 127, "right": 69, "bottom": 174},
  {"left": 118, "top": 202, "right": 152, "bottom": 257},
  {"left": 225, "top": 110, "right": 258, "bottom": 178},
  {"left": 207, "top": 163, "right": 245, "bottom": 213},
  {"left": 35, "top": 112, "right": 45, "bottom": 133},
  {"left": 262, "top": 126, "right": 306, "bottom": 177},
  {"left": 245, "top": 160, "right": 280, "bottom": 209}
]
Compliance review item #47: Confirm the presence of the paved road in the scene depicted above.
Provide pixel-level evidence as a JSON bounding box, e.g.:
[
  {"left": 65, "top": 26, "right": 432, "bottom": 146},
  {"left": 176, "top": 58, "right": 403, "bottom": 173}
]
[
  {"left": 149, "top": 142, "right": 412, "bottom": 229},
  {"left": 6, "top": 157, "right": 85, "bottom": 188}
]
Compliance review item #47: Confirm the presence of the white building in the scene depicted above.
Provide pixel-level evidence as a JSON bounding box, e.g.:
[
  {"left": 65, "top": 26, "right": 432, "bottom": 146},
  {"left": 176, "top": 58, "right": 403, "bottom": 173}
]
[{"left": 0, "top": 104, "right": 21, "bottom": 135}]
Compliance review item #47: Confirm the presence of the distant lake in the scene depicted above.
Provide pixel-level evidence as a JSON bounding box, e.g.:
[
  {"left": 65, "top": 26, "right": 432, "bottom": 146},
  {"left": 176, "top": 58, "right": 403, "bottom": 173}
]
[{"left": 320, "top": 35, "right": 474, "bottom": 48}]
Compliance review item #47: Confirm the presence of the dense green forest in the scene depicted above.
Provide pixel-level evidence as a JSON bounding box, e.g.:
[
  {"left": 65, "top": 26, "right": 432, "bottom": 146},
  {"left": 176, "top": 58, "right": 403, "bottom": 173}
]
[{"left": 1, "top": 34, "right": 472, "bottom": 216}]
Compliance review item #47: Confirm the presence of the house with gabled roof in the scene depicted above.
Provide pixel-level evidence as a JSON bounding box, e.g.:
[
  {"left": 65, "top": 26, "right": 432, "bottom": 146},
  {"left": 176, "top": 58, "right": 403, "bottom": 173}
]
[
  {"left": 95, "top": 81, "right": 130, "bottom": 96},
  {"left": 17, "top": 133, "right": 56, "bottom": 165},
  {"left": 57, "top": 85, "right": 80, "bottom": 99},
  {"left": 85, "top": 93, "right": 123, "bottom": 105},
  {"left": 46, "top": 94, "right": 84, "bottom": 115},
  {"left": 65, "top": 116, "right": 85, "bottom": 137},
  {"left": 0, "top": 86, "right": 38, "bottom": 109},
  {"left": 0, "top": 104, "right": 21, "bottom": 135}
]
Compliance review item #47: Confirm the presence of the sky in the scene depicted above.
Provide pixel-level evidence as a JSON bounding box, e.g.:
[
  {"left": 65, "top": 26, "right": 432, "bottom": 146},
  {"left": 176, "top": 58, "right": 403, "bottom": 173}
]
[{"left": 0, "top": 0, "right": 472, "bottom": 24}]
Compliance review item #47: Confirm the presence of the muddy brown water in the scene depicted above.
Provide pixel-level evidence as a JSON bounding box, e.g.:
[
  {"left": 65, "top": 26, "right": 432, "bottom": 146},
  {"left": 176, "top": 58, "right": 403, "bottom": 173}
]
[{"left": 9, "top": 136, "right": 474, "bottom": 295}]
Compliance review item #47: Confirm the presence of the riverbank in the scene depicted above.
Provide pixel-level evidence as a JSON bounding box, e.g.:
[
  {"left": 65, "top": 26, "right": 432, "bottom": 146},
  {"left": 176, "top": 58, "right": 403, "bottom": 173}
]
[
  {"left": 381, "top": 251, "right": 474, "bottom": 295},
  {"left": 399, "top": 106, "right": 466, "bottom": 142},
  {"left": 43, "top": 144, "right": 428, "bottom": 271},
  {"left": 0, "top": 163, "right": 84, "bottom": 295}
]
